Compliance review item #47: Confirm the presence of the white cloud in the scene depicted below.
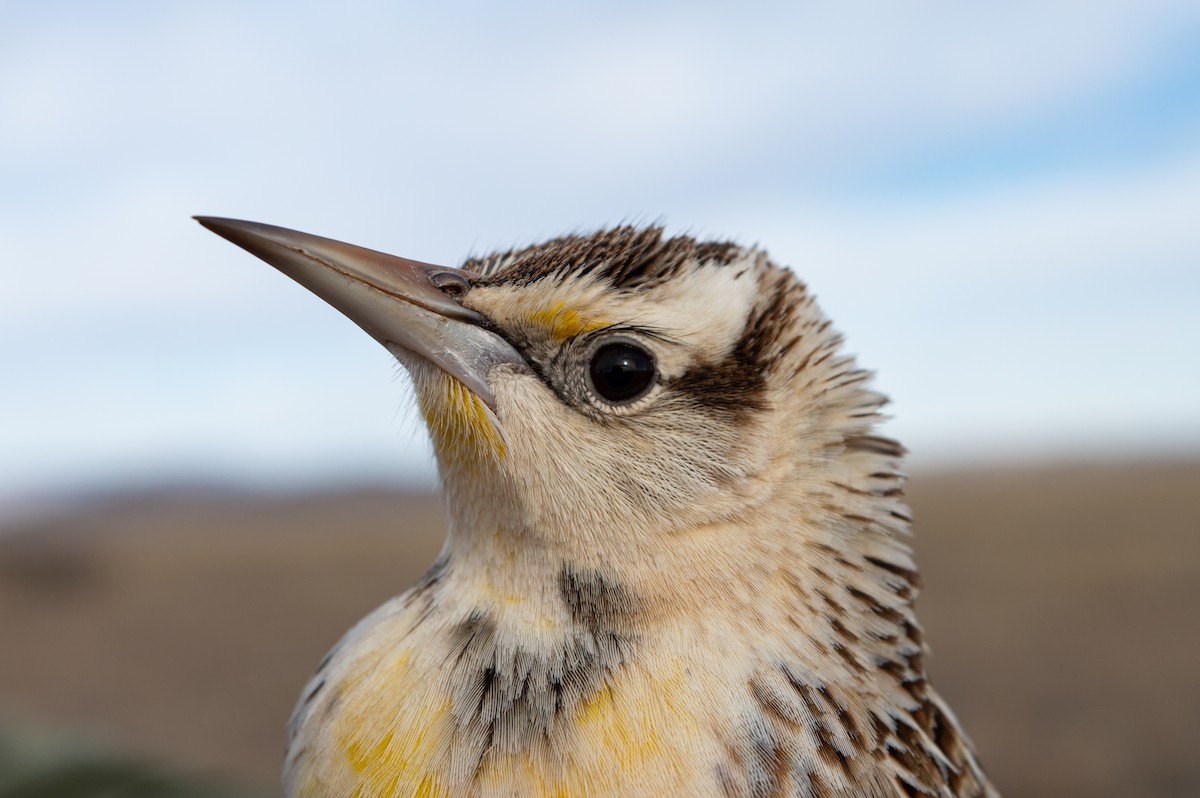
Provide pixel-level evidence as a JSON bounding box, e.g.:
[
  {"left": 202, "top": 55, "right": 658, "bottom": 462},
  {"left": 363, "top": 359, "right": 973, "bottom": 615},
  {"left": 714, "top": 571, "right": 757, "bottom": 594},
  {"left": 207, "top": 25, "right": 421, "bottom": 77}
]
[{"left": 2, "top": 0, "right": 1198, "bottom": 500}]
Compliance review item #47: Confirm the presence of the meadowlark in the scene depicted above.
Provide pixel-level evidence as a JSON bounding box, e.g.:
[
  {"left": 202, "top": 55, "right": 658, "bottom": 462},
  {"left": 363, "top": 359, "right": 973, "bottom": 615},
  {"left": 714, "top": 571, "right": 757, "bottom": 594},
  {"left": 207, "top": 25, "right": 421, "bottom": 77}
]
[{"left": 197, "top": 217, "right": 998, "bottom": 798}]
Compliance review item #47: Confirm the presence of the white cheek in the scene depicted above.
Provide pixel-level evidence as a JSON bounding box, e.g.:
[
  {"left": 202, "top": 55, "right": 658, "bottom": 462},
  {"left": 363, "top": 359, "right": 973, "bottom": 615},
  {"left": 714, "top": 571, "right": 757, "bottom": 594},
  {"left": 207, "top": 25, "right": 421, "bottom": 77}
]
[
  {"left": 489, "top": 371, "right": 609, "bottom": 519},
  {"left": 485, "top": 365, "right": 764, "bottom": 537}
]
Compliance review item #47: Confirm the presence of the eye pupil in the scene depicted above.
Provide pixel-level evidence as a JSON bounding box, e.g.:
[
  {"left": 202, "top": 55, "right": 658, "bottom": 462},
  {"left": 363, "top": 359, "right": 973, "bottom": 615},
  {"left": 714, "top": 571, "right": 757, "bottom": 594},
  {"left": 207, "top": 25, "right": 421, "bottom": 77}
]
[{"left": 589, "top": 343, "right": 655, "bottom": 403}]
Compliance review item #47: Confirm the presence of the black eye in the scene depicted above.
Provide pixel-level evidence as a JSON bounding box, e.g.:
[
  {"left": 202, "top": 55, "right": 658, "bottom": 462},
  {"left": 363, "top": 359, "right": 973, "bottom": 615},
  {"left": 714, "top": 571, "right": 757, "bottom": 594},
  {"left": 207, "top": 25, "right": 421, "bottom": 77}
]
[{"left": 588, "top": 343, "right": 656, "bottom": 403}]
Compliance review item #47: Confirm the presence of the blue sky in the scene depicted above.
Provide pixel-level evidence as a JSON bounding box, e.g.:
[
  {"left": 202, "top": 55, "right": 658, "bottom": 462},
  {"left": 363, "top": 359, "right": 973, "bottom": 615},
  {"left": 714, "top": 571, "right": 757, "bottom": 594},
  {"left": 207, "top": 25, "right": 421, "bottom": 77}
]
[{"left": 2, "top": 1, "right": 1199, "bottom": 507}]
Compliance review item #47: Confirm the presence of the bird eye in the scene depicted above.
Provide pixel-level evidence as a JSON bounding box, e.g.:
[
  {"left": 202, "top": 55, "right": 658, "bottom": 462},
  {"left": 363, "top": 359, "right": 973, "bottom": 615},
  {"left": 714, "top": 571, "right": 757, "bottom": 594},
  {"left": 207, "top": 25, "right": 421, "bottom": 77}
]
[{"left": 588, "top": 342, "right": 655, "bottom": 404}]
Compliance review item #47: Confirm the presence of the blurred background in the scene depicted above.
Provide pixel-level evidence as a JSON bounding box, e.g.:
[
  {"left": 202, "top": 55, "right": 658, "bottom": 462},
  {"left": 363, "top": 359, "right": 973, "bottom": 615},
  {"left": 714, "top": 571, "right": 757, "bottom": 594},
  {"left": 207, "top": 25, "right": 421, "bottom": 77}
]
[{"left": 1, "top": 1, "right": 1198, "bottom": 796}]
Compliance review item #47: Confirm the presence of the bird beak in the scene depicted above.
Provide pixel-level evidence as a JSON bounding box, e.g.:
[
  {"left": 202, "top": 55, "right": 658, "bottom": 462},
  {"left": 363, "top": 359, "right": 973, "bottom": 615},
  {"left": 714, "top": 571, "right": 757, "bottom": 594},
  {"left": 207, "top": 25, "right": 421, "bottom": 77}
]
[{"left": 195, "top": 217, "right": 524, "bottom": 411}]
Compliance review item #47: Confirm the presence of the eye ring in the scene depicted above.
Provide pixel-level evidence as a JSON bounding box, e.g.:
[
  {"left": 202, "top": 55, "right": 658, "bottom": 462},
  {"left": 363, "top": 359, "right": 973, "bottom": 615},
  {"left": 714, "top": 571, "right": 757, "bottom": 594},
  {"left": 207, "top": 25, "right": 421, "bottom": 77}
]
[{"left": 587, "top": 340, "right": 656, "bottom": 405}]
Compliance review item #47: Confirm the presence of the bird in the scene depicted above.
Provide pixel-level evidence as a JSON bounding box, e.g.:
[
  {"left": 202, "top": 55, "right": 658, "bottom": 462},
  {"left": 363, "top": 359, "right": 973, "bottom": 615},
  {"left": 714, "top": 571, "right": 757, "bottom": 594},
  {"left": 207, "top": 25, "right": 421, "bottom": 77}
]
[{"left": 196, "top": 216, "right": 998, "bottom": 798}]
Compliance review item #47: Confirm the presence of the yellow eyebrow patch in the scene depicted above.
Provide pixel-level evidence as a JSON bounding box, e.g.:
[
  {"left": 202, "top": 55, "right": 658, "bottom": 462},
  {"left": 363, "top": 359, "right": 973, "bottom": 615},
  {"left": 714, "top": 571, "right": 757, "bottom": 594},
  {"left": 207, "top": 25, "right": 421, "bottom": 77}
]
[{"left": 526, "top": 302, "right": 608, "bottom": 342}]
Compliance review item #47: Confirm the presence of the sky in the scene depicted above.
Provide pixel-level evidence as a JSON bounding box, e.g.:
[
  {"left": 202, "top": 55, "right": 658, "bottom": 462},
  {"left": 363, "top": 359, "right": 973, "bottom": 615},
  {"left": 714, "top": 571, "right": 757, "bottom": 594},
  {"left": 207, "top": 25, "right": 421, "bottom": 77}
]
[{"left": 2, "top": 1, "right": 1199, "bottom": 508}]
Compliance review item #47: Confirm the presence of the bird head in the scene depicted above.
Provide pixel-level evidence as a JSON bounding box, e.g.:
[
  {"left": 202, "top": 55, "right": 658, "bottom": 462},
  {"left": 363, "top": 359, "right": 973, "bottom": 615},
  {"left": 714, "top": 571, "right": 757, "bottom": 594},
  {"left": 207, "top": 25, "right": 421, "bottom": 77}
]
[{"left": 197, "top": 219, "right": 901, "bottom": 572}]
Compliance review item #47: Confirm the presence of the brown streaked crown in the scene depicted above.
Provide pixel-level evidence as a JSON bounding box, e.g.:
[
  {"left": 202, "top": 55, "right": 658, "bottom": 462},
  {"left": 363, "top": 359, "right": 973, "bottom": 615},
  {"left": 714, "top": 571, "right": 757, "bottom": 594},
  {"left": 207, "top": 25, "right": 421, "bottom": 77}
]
[{"left": 467, "top": 225, "right": 742, "bottom": 290}]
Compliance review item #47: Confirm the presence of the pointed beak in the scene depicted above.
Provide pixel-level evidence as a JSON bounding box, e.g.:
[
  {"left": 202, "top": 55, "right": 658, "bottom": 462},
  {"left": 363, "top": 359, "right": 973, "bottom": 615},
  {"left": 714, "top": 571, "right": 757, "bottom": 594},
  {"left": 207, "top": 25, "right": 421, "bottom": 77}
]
[{"left": 195, "top": 217, "right": 523, "bottom": 411}]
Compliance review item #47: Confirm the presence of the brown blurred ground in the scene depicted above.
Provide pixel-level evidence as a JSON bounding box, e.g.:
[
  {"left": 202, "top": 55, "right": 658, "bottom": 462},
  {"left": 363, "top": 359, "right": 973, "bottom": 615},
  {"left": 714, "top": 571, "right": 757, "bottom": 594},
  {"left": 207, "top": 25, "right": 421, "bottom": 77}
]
[{"left": 0, "top": 462, "right": 1197, "bottom": 797}]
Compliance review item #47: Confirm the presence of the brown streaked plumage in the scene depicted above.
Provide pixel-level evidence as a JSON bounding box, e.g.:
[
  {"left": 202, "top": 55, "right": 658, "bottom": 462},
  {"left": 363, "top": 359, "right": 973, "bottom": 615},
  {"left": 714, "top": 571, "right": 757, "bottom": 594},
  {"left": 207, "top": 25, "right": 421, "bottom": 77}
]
[{"left": 197, "top": 218, "right": 999, "bottom": 798}]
